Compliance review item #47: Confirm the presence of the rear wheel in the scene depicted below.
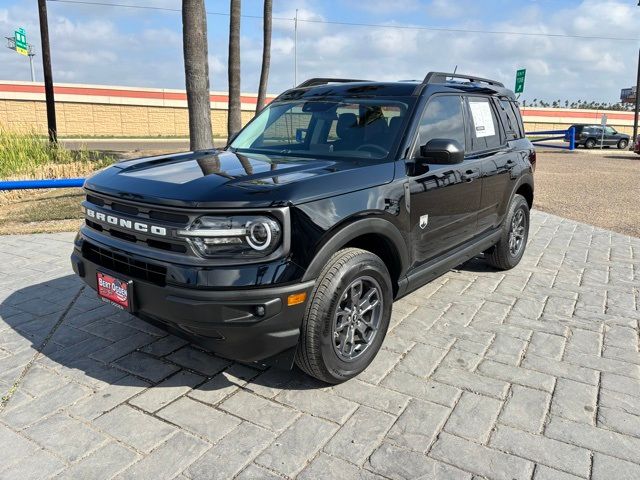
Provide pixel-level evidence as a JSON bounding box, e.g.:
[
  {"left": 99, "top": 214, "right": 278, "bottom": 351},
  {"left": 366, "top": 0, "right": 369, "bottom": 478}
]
[
  {"left": 485, "top": 194, "right": 529, "bottom": 270},
  {"left": 295, "top": 248, "right": 393, "bottom": 384},
  {"left": 584, "top": 138, "right": 596, "bottom": 149},
  {"left": 618, "top": 139, "right": 629, "bottom": 150}
]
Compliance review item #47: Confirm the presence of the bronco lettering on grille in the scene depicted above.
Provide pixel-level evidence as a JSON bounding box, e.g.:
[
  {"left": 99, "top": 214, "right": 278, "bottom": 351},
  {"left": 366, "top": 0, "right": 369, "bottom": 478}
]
[{"left": 85, "top": 208, "right": 167, "bottom": 236}]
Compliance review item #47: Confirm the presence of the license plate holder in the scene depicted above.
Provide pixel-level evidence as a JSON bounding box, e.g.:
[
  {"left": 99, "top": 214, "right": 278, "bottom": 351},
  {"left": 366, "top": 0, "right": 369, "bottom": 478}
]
[{"left": 96, "top": 271, "right": 134, "bottom": 312}]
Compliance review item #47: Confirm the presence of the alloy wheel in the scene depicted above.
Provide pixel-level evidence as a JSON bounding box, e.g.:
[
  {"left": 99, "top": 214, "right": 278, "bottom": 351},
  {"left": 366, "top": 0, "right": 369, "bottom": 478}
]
[
  {"left": 332, "top": 276, "right": 383, "bottom": 361},
  {"left": 508, "top": 208, "right": 526, "bottom": 256}
]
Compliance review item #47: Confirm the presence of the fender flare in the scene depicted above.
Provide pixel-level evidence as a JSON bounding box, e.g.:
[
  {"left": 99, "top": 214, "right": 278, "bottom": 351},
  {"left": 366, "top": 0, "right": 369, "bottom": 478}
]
[
  {"left": 301, "top": 217, "right": 409, "bottom": 283},
  {"left": 510, "top": 173, "right": 534, "bottom": 207}
]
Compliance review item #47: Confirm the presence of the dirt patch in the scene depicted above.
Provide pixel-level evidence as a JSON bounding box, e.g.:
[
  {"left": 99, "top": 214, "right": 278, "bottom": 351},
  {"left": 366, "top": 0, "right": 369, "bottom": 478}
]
[
  {"left": 0, "top": 188, "right": 84, "bottom": 235},
  {"left": 533, "top": 149, "right": 640, "bottom": 237}
]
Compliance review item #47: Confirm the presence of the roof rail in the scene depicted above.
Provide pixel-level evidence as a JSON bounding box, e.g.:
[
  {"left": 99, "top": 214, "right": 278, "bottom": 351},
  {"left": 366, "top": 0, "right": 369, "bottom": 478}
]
[
  {"left": 422, "top": 72, "right": 505, "bottom": 88},
  {"left": 296, "top": 78, "right": 370, "bottom": 88}
]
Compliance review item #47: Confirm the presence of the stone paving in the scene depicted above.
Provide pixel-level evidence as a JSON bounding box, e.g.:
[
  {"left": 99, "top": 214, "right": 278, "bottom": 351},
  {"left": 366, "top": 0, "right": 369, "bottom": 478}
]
[{"left": 0, "top": 210, "right": 639, "bottom": 480}]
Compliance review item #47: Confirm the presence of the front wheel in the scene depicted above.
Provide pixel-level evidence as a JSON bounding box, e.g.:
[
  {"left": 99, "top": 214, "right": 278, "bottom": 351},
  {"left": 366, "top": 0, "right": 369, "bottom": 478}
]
[
  {"left": 484, "top": 194, "right": 530, "bottom": 270},
  {"left": 618, "top": 139, "right": 628, "bottom": 150},
  {"left": 295, "top": 248, "right": 393, "bottom": 384}
]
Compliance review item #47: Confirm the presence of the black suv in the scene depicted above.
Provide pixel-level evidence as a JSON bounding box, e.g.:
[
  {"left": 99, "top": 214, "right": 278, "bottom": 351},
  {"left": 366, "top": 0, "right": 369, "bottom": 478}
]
[
  {"left": 566, "top": 124, "right": 630, "bottom": 149},
  {"left": 71, "top": 72, "right": 535, "bottom": 383}
]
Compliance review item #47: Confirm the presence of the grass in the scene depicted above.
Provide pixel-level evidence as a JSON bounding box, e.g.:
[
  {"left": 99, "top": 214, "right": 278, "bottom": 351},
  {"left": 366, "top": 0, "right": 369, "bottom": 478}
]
[
  {"left": 0, "top": 128, "right": 115, "bottom": 179},
  {"left": 0, "top": 129, "right": 119, "bottom": 234}
]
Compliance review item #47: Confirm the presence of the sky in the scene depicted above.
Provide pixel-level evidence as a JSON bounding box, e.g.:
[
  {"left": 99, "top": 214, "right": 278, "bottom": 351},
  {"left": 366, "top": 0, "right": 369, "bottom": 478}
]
[{"left": 0, "top": 0, "right": 639, "bottom": 103}]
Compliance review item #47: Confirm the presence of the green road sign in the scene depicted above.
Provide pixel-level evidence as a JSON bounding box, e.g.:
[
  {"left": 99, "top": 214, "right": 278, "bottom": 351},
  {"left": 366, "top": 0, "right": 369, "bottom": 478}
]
[
  {"left": 515, "top": 68, "right": 526, "bottom": 94},
  {"left": 14, "top": 27, "right": 28, "bottom": 56}
]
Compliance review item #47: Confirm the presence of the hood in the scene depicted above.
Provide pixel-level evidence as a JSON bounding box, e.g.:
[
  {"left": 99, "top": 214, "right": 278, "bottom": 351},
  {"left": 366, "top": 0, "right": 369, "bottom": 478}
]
[{"left": 84, "top": 149, "right": 395, "bottom": 208}]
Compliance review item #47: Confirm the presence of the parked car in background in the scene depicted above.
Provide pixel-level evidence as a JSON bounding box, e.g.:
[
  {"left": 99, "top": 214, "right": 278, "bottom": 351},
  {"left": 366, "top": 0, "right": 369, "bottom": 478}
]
[
  {"left": 565, "top": 124, "right": 630, "bottom": 149},
  {"left": 634, "top": 134, "right": 640, "bottom": 155}
]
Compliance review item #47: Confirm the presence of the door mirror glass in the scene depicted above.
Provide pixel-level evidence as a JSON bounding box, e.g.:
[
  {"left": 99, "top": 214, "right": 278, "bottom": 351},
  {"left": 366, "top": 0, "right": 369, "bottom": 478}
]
[{"left": 418, "top": 138, "right": 464, "bottom": 164}]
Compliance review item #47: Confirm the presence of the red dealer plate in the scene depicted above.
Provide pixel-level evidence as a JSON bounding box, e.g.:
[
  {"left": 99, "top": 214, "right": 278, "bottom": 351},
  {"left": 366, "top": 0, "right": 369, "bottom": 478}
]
[{"left": 96, "top": 271, "right": 132, "bottom": 311}]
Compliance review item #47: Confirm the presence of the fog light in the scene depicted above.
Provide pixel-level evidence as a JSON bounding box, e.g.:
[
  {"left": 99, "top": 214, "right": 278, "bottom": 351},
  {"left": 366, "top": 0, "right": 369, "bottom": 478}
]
[
  {"left": 255, "top": 305, "right": 266, "bottom": 317},
  {"left": 287, "top": 292, "right": 307, "bottom": 306}
]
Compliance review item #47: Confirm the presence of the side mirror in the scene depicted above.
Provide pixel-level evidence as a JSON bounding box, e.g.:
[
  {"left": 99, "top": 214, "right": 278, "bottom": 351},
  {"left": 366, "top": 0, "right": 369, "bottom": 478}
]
[{"left": 418, "top": 139, "right": 464, "bottom": 164}]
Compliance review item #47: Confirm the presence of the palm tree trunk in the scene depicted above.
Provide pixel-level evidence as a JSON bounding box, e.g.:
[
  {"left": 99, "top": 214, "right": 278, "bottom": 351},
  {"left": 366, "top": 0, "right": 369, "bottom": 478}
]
[
  {"left": 256, "top": 0, "right": 272, "bottom": 114},
  {"left": 182, "top": 0, "right": 214, "bottom": 151},
  {"left": 227, "top": 0, "right": 242, "bottom": 140}
]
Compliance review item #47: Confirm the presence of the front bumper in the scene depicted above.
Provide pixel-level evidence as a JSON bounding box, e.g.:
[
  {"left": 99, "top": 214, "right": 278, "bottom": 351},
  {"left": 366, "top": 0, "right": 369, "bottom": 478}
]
[{"left": 70, "top": 243, "right": 315, "bottom": 366}]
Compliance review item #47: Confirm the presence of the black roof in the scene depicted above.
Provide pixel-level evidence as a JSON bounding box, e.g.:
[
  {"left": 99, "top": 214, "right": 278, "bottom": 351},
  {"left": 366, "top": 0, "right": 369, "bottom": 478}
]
[{"left": 276, "top": 73, "right": 516, "bottom": 101}]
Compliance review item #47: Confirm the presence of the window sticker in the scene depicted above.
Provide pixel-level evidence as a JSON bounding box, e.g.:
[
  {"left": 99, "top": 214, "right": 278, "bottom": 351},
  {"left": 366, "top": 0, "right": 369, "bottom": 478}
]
[{"left": 469, "top": 101, "right": 496, "bottom": 138}]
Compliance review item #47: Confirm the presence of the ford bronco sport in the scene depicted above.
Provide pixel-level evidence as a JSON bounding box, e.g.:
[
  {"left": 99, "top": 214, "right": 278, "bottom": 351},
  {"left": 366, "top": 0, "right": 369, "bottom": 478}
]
[{"left": 71, "top": 72, "right": 535, "bottom": 383}]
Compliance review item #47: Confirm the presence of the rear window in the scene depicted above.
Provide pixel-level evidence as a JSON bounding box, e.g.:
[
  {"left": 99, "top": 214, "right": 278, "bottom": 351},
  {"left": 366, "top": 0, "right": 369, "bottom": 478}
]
[
  {"left": 500, "top": 98, "right": 520, "bottom": 140},
  {"left": 467, "top": 96, "right": 503, "bottom": 151},
  {"left": 499, "top": 99, "right": 523, "bottom": 140}
]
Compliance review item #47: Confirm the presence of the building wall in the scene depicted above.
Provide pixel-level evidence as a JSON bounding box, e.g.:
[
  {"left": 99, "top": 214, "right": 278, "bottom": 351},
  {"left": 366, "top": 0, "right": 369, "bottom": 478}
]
[
  {"left": 0, "top": 81, "right": 637, "bottom": 138},
  {"left": 0, "top": 100, "right": 257, "bottom": 137},
  {"left": 0, "top": 81, "right": 269, "bottom": 138}
]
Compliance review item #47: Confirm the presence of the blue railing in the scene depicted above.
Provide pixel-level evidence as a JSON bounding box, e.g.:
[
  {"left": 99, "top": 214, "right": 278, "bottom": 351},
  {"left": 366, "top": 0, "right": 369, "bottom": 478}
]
[
  {"left": 0, "top": 178, "right": 85, "bottom": 190},
  {"left": 526, "top": 126, "right": 575, "bottom": 150}
]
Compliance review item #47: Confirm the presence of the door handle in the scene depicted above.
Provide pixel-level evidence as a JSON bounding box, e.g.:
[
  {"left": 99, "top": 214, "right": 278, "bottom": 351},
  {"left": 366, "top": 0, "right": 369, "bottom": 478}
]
[{"left": 462, "top": 169, "right": 481, "bottom": 182}]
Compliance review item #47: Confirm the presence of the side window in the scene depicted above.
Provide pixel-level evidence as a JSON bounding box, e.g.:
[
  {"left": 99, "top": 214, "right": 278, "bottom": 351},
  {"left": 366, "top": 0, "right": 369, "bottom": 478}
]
[
  {"left": 467, "top": 96, "right": 503, "bottom": 151},
  {"left": 499, "top": 98, "right": 522, "bottom": 140},
  {"left": 512, "top": 102, "right": 525, "bottom": 137},
  {"left": 415, "top": 95, "right": 465, "bottom": 154}
]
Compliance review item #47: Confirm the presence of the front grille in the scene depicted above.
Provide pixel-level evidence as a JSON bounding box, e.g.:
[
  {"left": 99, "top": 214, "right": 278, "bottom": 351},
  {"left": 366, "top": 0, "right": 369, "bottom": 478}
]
[
  {"left": 111, "top": 202, "right": 139, "bottom": 216},
  {"left": 149, "top": 210, "right": 189, "bottom": 223},
  {"left": 86, "top": 194, "right": 105, "bottom": 207},
  {"left": 83, "top": 241, "right": 167, "bottom": 286},
  {"left": 84, "top": 193, "right": 191, "bottom": 254}
]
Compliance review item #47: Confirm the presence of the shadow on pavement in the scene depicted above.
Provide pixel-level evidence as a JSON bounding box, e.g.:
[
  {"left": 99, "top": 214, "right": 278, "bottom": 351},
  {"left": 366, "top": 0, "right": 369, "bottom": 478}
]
[
  {"left": 0, "top": 275, "right": 323, "bottom": 396},
  {"left": 602, "top": 154, "right": 640, "bottom": 160},
  {"left": 456, "top": 255, "right": 496, "bottom": 273}
]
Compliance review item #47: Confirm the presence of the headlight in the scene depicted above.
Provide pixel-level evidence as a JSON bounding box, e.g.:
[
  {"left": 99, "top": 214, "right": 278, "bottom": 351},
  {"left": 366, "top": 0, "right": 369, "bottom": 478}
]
[{"left": 178, "top": 215, "right": 282, "bottom": 258}]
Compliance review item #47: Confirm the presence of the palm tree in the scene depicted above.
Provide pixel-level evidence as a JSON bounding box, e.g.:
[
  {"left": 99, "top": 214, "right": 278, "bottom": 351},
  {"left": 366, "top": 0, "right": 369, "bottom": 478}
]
[
  {"left": 227, "top": 0, "right": 242, "bottom": 140},
  {"left": 182, "top": 0, "right": 214, "bottom": 151},
  {"left": 256, "top": 0, "right": 272, "bottom": 114}
]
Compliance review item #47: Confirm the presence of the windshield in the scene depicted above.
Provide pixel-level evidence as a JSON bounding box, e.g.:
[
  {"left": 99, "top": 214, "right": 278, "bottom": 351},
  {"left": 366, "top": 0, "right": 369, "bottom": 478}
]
[{"left": 230, "top": 98, "right": 414, "bottom": 160}]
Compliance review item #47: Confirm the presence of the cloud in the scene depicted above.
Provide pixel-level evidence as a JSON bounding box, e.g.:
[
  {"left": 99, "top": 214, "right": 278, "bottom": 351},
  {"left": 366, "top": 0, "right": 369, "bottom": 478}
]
[{"left": 344, "top": 0, "right": 423, "bottom": 15}]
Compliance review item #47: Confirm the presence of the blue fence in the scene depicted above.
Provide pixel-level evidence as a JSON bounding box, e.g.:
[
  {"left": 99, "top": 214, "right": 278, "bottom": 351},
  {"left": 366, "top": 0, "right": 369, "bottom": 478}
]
[
  {"left": 526, "top": 126, "right": 575, "bottom": 150},
  {"left": 0, "top": 178, "right": 85, "bottom": 191}
]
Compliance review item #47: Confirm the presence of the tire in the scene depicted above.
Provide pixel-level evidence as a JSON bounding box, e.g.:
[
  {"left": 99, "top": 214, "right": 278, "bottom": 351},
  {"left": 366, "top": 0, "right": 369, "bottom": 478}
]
[
  {"left": 618, "top": 139, "right": 628, "bottom": 150},
  {"left": 295, "top": 248, "right": 393, "bottom": 384},
  {"left": 584, "top": 138, "right": 596, "bottom": 149},
  {"left": 484, "top": 194, "right": 530, "bottom": 270}
]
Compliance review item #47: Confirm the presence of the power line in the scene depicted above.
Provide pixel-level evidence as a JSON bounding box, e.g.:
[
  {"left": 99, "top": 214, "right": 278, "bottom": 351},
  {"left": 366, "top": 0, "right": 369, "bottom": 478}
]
[{"left": 47, "top": 0, "right": 640, "bottom": 43}]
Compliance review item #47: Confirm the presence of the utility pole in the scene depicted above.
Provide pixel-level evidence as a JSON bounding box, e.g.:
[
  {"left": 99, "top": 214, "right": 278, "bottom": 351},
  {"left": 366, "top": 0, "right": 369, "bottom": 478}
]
[
  {"left": 294, "top": 9, "right": 298, "bottom": 86},
  {"left": 38, "top": 0, "right": 57, "bottom": 143},
  {"left": 28, "top": 45, "right": 36, "bottom": 82},
  {"left": 633, "top": 48, "right": 639, "bottom": 148}
]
